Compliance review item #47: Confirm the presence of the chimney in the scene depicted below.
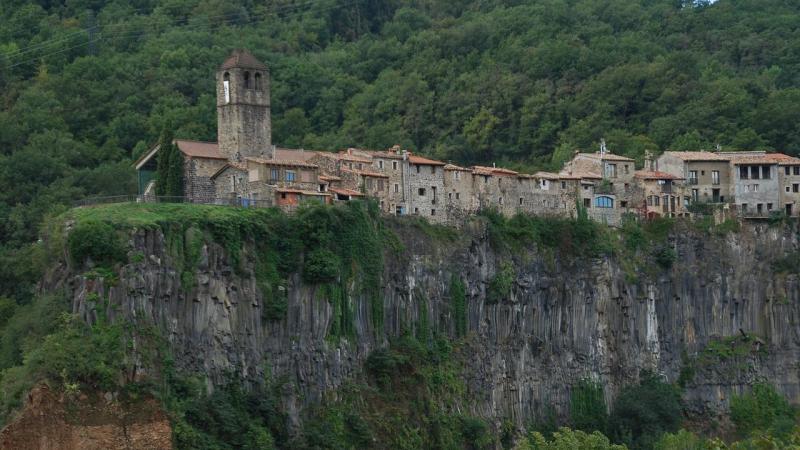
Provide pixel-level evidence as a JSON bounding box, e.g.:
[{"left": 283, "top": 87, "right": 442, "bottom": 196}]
[{"left": 493, "top": 162, "right": 496, "bottom": 168}]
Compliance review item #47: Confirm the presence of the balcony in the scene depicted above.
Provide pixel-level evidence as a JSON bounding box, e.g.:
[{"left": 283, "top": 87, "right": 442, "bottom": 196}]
[
  {"left": 660, "top": 184, "right": 673, "bottom": 194},
  {"left": 687, "top": 178, "right": 699, "bottom": 185}
]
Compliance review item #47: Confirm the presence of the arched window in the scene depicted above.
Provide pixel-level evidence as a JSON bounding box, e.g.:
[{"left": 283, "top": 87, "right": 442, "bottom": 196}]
[
  {"left": 595, "top": 196, "right": 614, "bottom": 208},
  {"left": 243, "top": 71, "right": 251, "bottom": 89},
  {"left": 254, "top": 72, "right": 262, "bottom": 90}
]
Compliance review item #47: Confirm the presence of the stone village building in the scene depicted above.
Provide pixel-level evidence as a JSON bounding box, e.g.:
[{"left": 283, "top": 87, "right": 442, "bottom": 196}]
[{"left": 134, "top": 49, "right": 800, "bottom": 226}]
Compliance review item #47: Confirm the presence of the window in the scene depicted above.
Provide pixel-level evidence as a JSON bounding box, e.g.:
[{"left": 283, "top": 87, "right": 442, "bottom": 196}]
[
  {"left": 689, "top": 170, "right": 698, "bottom": 184},
  {"left": 762, "top": 166, "right": 771, "bottom": 179},
  {"left": 647, "top": 196, "right": 653, "bottom": 206},
  {"left": 583, "top": 198, "right": 591, "bottom": 208},
  {"left": 416, "top": 165, "right": 420, "bottom": 174},
  {"left": 621, "top": 201, "right": 628, "bottom": 208},
  {"left": 785, "top": 167, "right": 790, "bottom": 176},
  {"left": 519, "top": 197, "right": 524, "bottom": 205},
  {"left": 740, "top": 166, "right": 749, "bottom": 179},
  {"left": 751, "top": 166, "right": 760, "bottom": 180},
  {"left": 561, "top": 181, "right": 566, "bottom": 189},
  {"left": 357, "top": 163, "right": 363, "bottom": 170},
  {"left": 692, "top": 189, "right": 699, "bottom": 202},
  {"left": 701, "top": 170, "right": 705, "bottom": 176},
  {"left": 787, "top": 186, "right": 791, "bottom": 193},
  {"left": 244, "top": 71, "right": 251, "bottom": 89},
  {"left": 624, "top": 183, "right": 629, "bottom": 191},
  {"left": 794, "top": 183, "right": 799, "bottom": 193},
  {"left": 380, "top": 200, "right": 384, "bottom": 209},
  {"left": 741, "top": 203, "right": 748, "bottom": 212},
  {"left": 595, "top": 196, "right": 614, "bottom": 208},
  {"left": 498, "top": 197, "right": 503, "bottom": 205},
  {"left": 431, "top": 209, "right": 436, "bottom": 216},
  {"left": 418, "top": 188, "right": 426, "bottom": 196},
  {"left": 624, "top": 164, "right": 629, "bottom": 174},
  {"left": 431, "top": 166, "right": 436, "bottom": 174},
  {"left": 394, "top": 183, "right": 399, "bottom": 193},
  {"left": 366, "top": 178, "right": 373, "bottom": 189},
  {"left": 448, "top": 193, "right": 452, "bottom": 200},
  {"left": 767, "top": 203, "right": 773, "bottom": 211},
  {"left": 757, "top": 203, "right": 763, "bottom": 213},
  {"left": 254, "top": 72, "right": 262, "bottom": 90},
  {"left": 605, "top": 163, "right": 617, "bottom": 178},
  {"left": 454, "top": 171, "right": 461, "bottom": 181},
  {"left": 285, "top": 170, "right": 295, "bottom": 182},
  {"left": 712, "top": 170, "right": 720, "bottom": 185},
  {"left": 455, "top": 193, "right": 460, "bottom": 200},
  {"left": 414, "top": 207, "right": 419, "bottom": 214},
  {"left": 393, "top": 161, "right": 398, "bottom": 170},
  {"left": 654, "top": 196, "right": 660, "bottom": 206},
  {"left": 223, "top": 72, "right": 231, "bottom": 103},
  {"left": 378, "top": 160, "right": 384, "bottom": 169},
  {"left": 319, "top": 184, "right": 326, "bottom": 192},
  {"left": 684, "top": 196, "right": 690, "bottom": 207},
  {"left": 540, "top": 179, "right": 549, "bottom": 190},
  {"left": 281, "top": 193, "right": 287, "bottom": 199},
  {"left": 270, "top": 168, "right": 279, "bottom": 181},
  {"left": 484, "top": 176, "right": 489, "bottom": 184},
  {"left": 377, "top": 179, "right": 384, "bottom": 191},
  {"left": 795, "top": 166, "right": 800, "bottom": 176}
]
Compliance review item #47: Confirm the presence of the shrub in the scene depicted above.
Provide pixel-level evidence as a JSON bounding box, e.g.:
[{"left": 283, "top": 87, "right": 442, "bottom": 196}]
[
  {"left": 67, "top": 220, "right": 126, "bottom": 267},
  {"left": 570, "top": 380, "right": 608, "bottom": 433},
  {"left": 450, "top": 275, "right": 467, "bottom": 337},
  {"left": 487, "top": 262, "right": 515, "bottom": 304},
  {"left": 653, "top": 245, "right": 676, "bottom": 269},
  {"left": 730, "top": 383, "right": 796, "bottom": 438},
  {"left": 0, "top": 297, "right": 16, "bottom": 330},
  {"left": 520, "top": 428, "right": 627, "bottom": 450},
  {"left": 608, "top": 371, "right": 683, "bottom": 450},
  {"left": 302, "top": 248, "right": 340, "bottom": 283},
  {"left": 653, "top": 429, "right": 704, "bottom": 450}
]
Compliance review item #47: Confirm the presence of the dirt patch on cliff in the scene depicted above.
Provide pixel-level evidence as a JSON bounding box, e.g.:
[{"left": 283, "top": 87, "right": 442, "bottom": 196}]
[{"left": 0, "top": 385, "right": 172, "bottom": 450}]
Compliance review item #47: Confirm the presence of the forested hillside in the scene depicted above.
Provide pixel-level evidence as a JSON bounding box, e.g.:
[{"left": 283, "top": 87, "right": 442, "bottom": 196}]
[{"left": 1, "top": 0, "right": 800, "bottom": 298}]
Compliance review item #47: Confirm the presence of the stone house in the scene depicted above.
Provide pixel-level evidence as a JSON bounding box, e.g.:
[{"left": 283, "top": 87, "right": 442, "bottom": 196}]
[
  {"left": 778, "top": 156, "right": 800, "bottom": 216},
  {"left": 369, "top": 147, "right": 406, "bottom": 215},
  {"left": 210, "top": 162, "right": 248, "bottom": 204},
  {"left": 634, "top": 170, "right": 684, "bottom": 218},
  {"left": 402, "top": 154, "right": 447, "bottom": 221},
  {"left": 443, "top": 164, "right": 475, "bottom": 221},
  {"left": 655, "top": 152, "right": 730, "bottom": 206},
  {"left": 721, "top": 152, "right": 783, "bottom": 217}
]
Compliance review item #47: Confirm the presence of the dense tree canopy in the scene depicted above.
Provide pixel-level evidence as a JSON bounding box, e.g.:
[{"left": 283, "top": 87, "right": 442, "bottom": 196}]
[{"left": 1, "top": 0, "right": 800, "bottom": 292}]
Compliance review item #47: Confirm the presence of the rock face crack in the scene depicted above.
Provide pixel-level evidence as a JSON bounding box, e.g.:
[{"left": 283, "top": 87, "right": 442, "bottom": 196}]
[{"left": 56, "top": 222, "right": 800, "bottom": 425}]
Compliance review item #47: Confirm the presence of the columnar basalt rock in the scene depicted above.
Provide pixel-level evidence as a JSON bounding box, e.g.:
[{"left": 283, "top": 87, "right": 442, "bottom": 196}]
[{"left": 58, "top": 221, "right": 800, "bottom": 426}]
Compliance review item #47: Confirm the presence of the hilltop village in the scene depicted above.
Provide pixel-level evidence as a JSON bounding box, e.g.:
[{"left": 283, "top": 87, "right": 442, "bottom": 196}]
[{"left": 135, "top": 50, "right": 800, "bottom": 226}]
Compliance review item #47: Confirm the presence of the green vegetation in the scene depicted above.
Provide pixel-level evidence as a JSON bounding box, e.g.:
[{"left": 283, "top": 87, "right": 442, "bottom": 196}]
[
  {"left": 773, "top": 250, "right": 800, "bottom": 274},
  {"left": 450, "top": 274, "right": 467, "bottom": 338},
  {"left": 481, "top": 208, "right": 612, "bottom": 257},
  {"left": 697, "top": 333, "right": 768, "bottom": 366},
  {"left": 608, "top": 372, "right": 683, "bottom": 450},
  {"left": 299, "top": 334, "right": 493, "bottom": 449},
  {"left": 516, "top": 428, "right": 626, "bottom": 450},
  {"left": 570, "top": 379, "right": 608, "bottom": 434},
  {"left": 155, "top": 130, "right": 184, "bottom": 198},
  {"left": 67, "top": 219, "right": 127, "bottom": 267},
  {"left": 730, "top": 382, "right": 797, "bottom": 439},
  {"left": 487, "top": 261, "right": 515, "bottom": 304}
]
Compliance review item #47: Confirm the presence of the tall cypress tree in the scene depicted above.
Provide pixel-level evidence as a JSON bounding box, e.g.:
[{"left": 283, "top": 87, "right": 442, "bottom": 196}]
[
  {"left": 155, "top": 129, "right": 174, "bottom": 197},
  {"left": 166, "top": 141, "right": 184, "bottom": 199}
]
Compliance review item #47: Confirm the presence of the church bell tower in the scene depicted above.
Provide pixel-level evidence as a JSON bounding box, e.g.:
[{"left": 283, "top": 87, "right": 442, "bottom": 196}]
[{"left": 216, "top": 49, "right": 272, "bottom": 161}]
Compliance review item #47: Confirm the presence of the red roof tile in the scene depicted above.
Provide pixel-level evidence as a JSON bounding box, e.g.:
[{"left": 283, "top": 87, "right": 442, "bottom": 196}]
[
  {"left": 662, "top": 151, "right": 729, "bottom": 162},
  {"left": 634, "top": 170, "right": 683, "bottom": 180},
  {"left": 246, "top": 157, "right": 318, "bottom": 169},
  {"left": 408, "top": 154, "right": 446, "bottom": 166},
  {"left": 175, "top": 140, "right": 227, "bottom": 160},
  {"left": 220, "top": 49, "right": 267, "bottom": 70},
  {"left": 329, "top": 187, "right": 365, "bottom": 197}
]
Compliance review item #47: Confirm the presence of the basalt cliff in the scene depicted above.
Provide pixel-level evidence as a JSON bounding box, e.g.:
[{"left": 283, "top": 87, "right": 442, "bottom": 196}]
[{"left": 39, "top": 213, "right": 800, "bottom": 433}]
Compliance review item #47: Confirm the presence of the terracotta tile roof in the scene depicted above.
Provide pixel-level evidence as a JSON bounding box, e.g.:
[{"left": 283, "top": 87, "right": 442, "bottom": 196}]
[
  {"left": 276, "top": 188, "right": 329, "bottom": 196},
  {"left": 342, "top": 168, "right": 389, "bottom": 178},
  {"left": 408, "top": 154, "right": 446, "bottom": 166},
  {"left": 210, "top": 162, "right": 247, "bottom": 180},
  {"left": 444, "top": 164, "right": 471, "bottom": 171},
  {"left": 723, "top": 152, "right": 796, "bottom": 165},
  {"left": 370, "top": 150, "right": 405, "bottom": 159},
  {"left": 472, "top": 165, "right": 518, "bottom": 176},
  {"left": 634, "top": 170, "right": 683, "bottom": 180},
  {"left": 274, "top": 148, "right": 316, "bottom": 162},
  {"left": 246, "top": 157, "right": 318, "bottom": 169},
  {"left": 558, "top": 171, "right": 603, "bottom": 180},
  {"left": 662, "top": 151, "right": 729, "bottom": 162},
  {"left": 577, "top": 152, "right": 635, "bottom": 162},
  {"left": 335, "top": 152, "right": 373, "bottom": 164},
  {"left": 319, "top": 174, "right": 341, "bottom": 182},
  {"left": 533, "top": 171, "right": 561, "bottom": 180},
  {"left": 220, "top": 49, "right": 267, "bottom": 70},
  {"left": 175, "top": 140, "right": 227, "bottom": 160},
  {"left": 329, "top": 187, "right": 365, "bottom": 197}
]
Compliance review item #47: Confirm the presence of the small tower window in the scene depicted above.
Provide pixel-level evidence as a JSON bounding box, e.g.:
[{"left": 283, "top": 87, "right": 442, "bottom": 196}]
[
  {"left": 254, "top": 72, "right": 262, "bottom": 90},
  {"left": 223, "top": 72, "right": 231, "bottom": 103},
  {"left": 243, "top": 71, "right": 251, "bottom": 89}
]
